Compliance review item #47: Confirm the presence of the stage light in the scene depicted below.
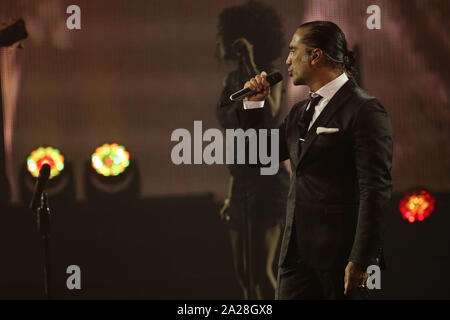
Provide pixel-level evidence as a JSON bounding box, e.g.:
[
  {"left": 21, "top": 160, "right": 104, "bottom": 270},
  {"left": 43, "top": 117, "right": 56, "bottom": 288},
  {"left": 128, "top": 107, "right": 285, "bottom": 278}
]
[
  {"left": 26, "top": 146, "right": 64, "bottom": 179},
  {"left": 21, "top": 146, "right": 74, "bottom": 207},
  {"left": 399, "top": 189, "right": 435, "bottom": 223},
  {"left": 85, "top": 143, "right": 139, "bottom": 202},
  {"left": 91, "top": 143, "right": 130, "bottom": 177}
]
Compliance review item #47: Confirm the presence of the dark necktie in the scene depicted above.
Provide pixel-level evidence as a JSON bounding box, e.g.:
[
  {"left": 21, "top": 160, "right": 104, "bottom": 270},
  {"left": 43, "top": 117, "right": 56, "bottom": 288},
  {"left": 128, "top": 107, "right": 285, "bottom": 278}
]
[{"left": 299, "top": 93, "right": 322, "bottom": 140}]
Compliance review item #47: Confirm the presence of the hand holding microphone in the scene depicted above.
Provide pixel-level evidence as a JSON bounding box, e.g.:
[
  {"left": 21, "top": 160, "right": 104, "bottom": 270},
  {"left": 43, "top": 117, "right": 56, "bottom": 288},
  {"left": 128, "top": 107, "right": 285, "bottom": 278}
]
[
  {"left": 229, "top": 71, "right": 282, "bottom": 101},
  {"left": 244, "top": 71, "right": 272, "bottom": 101},
  {"left": 229, "top": 38, "right": 283, "bottom": 103}
]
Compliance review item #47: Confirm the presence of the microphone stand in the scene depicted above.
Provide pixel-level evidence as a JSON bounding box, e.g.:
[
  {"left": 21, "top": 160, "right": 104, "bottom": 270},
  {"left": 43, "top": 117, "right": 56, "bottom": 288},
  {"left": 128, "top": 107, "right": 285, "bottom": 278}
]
[{"left": 36, "top": 192, "right": 52, "bottom": 299}]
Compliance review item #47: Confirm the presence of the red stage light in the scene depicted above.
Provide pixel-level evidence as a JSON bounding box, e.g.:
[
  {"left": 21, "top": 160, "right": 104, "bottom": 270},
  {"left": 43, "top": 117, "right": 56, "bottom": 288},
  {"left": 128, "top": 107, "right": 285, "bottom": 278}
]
[{"left": 399, "top": 189, "right": 435, "bottom": 223}]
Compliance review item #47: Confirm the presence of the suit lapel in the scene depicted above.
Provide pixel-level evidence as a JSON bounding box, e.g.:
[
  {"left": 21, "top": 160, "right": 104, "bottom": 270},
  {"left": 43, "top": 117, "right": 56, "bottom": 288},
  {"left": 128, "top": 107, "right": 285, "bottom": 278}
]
[{"left": 297, "top": 80, "right": 356, "bottom": 166}]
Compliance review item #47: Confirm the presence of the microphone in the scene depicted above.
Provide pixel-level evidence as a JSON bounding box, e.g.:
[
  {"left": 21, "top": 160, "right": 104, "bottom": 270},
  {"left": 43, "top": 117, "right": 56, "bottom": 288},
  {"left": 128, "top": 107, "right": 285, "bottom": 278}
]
[
  {"left": 29, "top": 164, "right": 51, "bottom": 211},
  {"left": 229, "top": 71, "right": 282, "bottom": 101}
]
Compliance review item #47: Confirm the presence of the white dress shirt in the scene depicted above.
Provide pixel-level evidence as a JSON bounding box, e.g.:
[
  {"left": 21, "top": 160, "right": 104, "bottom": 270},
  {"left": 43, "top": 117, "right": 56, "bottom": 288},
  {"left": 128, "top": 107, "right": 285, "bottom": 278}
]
[{"left": 244, "top": 72, "right": 349, "bottom": 131}]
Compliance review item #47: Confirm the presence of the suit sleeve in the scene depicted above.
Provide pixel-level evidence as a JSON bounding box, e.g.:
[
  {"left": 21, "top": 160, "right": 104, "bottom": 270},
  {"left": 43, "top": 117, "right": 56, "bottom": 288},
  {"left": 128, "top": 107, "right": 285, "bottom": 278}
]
[
  {"left": 240, "top": 106, "right": 290, "bottom": 164},
  {"left": 216, "top": 74, "right": 241, "bottom": 129},
  {"left": 349, "top": 99, "right": 393, "bottom": 266}
]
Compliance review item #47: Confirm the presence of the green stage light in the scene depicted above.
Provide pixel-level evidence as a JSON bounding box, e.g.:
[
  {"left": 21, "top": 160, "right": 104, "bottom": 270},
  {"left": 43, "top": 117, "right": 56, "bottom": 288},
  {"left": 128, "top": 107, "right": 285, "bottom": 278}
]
[{"left": 91, "top": 143, "right": 130, "bottom": 177}]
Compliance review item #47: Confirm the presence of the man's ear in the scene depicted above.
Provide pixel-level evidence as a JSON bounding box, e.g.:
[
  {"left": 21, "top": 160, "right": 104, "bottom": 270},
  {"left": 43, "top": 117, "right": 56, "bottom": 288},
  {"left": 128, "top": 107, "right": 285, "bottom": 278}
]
[
  {"left": 311, "top": 49, "right": 325, "bottom": 67},
  {"left": 311, "top": 49, "right": 320, "bottom": 62}
]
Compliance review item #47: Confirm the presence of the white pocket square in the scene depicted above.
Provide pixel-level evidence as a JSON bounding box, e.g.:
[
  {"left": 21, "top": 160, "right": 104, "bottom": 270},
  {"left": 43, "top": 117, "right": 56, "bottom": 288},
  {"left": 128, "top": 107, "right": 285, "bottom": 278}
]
[{"left": 316, "top": 127, "right": 339, "bottom": 135}]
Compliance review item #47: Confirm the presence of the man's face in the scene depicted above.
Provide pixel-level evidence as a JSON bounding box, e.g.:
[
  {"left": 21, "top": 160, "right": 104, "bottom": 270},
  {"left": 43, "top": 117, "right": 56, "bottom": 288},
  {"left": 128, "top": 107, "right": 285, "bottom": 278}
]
[{"left": 286, "top": 28, "right": 311, "bottom": 86}]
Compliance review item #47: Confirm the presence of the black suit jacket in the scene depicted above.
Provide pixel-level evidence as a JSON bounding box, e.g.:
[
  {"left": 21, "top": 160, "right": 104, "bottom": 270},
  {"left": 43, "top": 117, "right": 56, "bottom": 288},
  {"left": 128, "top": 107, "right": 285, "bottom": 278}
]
[{"left": 243, "top": 79, "right": 393, "bottom": 270}]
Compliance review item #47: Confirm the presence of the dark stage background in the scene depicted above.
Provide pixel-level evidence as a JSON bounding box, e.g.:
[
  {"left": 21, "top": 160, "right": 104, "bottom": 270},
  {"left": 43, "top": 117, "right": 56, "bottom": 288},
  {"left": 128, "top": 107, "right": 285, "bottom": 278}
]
[{"left": 0, "top": 0, "right": 449, "bottom": 299}]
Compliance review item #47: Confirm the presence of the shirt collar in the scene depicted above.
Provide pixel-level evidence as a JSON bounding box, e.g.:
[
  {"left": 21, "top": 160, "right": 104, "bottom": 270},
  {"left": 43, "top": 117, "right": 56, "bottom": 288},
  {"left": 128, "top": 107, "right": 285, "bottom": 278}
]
[{"left": 310, "top": 72, "right": 349, "bottom": 101}]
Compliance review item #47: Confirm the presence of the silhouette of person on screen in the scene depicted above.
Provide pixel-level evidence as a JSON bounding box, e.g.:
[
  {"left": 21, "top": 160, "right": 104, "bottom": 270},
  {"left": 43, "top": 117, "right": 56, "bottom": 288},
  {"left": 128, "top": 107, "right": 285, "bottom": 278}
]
[{"left": 215, "top": 1, "right": 290, "bottom": 299}]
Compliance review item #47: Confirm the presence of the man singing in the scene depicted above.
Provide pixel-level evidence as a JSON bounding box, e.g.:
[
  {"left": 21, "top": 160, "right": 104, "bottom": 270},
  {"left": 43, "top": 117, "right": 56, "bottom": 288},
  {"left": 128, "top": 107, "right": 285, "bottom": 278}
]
[{"left": 242, "top": 21, "right": 393, "bottom": 299}]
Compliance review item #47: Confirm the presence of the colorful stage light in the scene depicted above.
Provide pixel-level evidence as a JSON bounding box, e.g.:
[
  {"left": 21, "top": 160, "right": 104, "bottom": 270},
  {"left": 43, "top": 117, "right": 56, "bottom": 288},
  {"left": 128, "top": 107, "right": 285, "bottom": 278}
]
[
  {"left": 26, "top": 146, "right": 65, "bottom": 179},
  {"left": 91, "top": 143, "right": 130, "bottom": 176},
  {"left": 399, "top": 189, "right": 435, "bottom": 223}
]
